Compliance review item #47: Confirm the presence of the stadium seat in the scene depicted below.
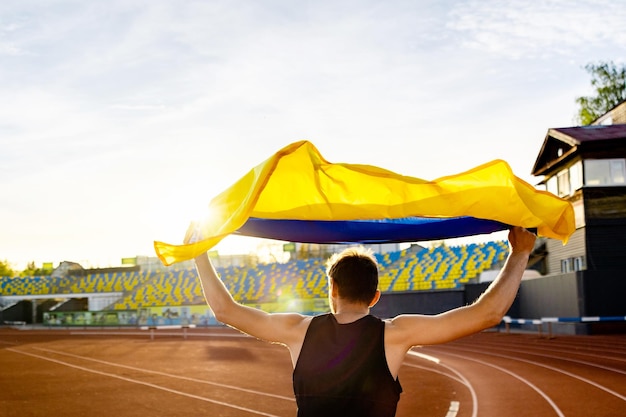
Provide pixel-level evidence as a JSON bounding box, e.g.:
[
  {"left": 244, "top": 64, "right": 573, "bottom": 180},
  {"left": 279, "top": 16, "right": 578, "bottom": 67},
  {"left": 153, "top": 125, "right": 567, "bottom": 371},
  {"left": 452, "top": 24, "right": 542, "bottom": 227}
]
[{"left": 5, "top": 240, "right": 509, "bottom": 313}]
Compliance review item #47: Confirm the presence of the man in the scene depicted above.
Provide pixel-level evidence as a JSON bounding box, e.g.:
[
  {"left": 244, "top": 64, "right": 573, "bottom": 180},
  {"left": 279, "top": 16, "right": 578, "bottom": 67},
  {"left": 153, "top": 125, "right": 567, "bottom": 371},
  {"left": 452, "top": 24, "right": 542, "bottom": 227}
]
[{"left": 193, "top": 226, "right": 536, "bottom": 416}]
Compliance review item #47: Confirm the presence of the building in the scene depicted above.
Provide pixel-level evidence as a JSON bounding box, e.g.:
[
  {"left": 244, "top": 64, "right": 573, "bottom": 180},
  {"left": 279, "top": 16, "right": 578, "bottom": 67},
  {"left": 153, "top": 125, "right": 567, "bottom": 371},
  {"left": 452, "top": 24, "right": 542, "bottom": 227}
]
[
  {"left": 532, "top": 123, "right": 626, "bottom": 274},
  {"left": 595, "top": 100, "right": 626, "bottom": 125},
  {"left": 518, "top": 101, "right": 626, "bottom": 332}
]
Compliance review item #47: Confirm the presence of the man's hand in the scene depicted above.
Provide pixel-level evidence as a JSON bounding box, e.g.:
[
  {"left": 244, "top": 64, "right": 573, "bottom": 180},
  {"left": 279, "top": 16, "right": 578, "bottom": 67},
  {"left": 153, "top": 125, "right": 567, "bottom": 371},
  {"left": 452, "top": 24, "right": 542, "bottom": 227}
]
[{"left": 508, "top": 227, "right": 536, "bottom": 255}]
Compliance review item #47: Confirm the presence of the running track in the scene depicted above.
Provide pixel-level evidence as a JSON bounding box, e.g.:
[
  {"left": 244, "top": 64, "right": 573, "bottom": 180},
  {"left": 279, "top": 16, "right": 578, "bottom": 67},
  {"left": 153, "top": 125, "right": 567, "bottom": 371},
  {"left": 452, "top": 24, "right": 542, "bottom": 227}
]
[{"left": 0, "top": 328, "right": 624, "bottom": 416}]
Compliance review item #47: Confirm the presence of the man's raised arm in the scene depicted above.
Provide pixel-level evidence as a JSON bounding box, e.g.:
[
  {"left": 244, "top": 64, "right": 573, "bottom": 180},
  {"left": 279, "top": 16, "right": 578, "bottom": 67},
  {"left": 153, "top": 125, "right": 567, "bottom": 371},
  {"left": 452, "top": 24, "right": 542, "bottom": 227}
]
[
  {"left": 387, "top": 227, "right": 537, "bottom": 348},
  {"left": 194, "top": 253, "right": 309, "bottom": 351}
]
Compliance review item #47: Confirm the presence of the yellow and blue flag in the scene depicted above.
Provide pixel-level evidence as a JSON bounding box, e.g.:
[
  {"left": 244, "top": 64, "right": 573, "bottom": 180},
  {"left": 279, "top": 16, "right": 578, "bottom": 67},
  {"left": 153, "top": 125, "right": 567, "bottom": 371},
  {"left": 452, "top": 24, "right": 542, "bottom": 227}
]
[{"left": 154, "top": 140, "right": 574, "bottom": 266}]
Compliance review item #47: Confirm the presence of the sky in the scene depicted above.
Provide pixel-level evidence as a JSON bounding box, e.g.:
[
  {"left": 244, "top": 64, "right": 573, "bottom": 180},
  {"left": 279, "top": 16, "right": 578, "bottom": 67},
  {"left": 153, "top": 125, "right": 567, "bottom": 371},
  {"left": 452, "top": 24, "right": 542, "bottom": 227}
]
[{"left": 2, "top": 0, "right": 626, "bottom": 271}]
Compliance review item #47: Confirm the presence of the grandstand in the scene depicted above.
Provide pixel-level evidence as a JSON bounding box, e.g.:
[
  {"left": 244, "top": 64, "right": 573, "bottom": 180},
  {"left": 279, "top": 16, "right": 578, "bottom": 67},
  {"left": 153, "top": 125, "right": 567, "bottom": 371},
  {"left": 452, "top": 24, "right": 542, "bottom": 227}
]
[
  {"left": 4, "top": 104, "right": 626, "bottom": 334},
  {"left": 378, "top": 241, "right": 508, "bottom": 292},
  {"left": 0, "top": 240, "right": 508, "bottom": 325}
]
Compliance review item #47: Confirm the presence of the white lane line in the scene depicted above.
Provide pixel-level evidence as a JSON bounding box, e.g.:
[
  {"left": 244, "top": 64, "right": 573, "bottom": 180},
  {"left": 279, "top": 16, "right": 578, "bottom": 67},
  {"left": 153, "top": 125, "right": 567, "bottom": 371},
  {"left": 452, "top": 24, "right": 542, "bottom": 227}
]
[
  {"left": 33, "top": 346, "right": 294, "bottom": 401},
  {"left": 445, "top": 401, "right": 460, "bottom": 417},
  {"left": 402, "top": 362, "right": 466, "bottom": 386},
  {"left": 457, "top": 339, "right": 626, "bottom": 364},
  {"left": 7, "top": 347, "right": 283, "bottom": 417},
  {"left": 408, "top": 350, "right": 441, "bottom": 364},
  {"left": 449, "top": 343, "right": 626, "bottom": 375},
  {"left": 429, "top": 349, "right": 565, "bottom": 417},
  {"left": 69, "top": 331, "right": 250, "bottom": 338},
  {"left": 437, "top": 345, "right": 626, "bottom": 402},
  {"left": 407, "top": 350, "right": 478, "bottom": 417}
]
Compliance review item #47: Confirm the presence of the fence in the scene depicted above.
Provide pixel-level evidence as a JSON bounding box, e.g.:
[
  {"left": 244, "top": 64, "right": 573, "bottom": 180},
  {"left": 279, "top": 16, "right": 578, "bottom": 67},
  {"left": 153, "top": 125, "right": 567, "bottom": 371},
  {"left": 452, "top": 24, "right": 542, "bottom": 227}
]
[{"left": 502, "top": 315, "right": 626, "bottom": 337}]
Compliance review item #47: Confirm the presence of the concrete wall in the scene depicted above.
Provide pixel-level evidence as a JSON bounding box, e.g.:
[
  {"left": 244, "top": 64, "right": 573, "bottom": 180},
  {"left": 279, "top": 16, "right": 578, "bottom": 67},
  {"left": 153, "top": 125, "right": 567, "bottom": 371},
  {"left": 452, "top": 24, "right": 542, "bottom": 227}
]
[
  {"left": 519, "top": 272, "right": 583, "bottom": 318},
  {"left": 372, "top": 289, "right": 465, "bottom": 319},
  {"left": 374, "top": 270, "right": 625, "bottom": 335}
]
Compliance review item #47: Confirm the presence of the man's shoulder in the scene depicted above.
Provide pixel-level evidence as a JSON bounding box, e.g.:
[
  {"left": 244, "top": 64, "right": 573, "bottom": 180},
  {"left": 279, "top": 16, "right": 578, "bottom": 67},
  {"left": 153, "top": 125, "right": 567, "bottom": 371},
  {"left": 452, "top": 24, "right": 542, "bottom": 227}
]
[{"left": 383, "top": 314, "right": 427, "bottom": 343}]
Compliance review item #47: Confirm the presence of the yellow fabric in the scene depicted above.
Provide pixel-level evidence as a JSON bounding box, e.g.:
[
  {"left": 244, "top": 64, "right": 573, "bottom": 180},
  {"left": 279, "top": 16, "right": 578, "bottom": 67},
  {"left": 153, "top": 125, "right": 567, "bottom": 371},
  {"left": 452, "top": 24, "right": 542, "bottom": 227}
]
[{"left": 154, "top": 140, "right": 575, "bottom": 266}]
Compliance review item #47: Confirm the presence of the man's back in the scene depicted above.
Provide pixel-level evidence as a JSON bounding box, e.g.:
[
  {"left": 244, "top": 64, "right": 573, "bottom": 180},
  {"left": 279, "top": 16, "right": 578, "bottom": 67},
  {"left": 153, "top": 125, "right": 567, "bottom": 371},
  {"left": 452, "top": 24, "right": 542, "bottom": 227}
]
[
  {"left": 293, "top": 313, "right": 402, "bottom": 417},
  {"left": 194, "top": 228, "right": 536, "bottom": 416}
]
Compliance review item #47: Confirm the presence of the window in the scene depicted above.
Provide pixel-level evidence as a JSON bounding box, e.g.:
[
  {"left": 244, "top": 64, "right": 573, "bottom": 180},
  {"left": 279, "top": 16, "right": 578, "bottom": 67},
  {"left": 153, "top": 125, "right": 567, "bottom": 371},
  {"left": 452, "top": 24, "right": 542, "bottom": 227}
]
[
  {"left": 569, "top": 161, "right": 583, "bottom": 191},
  {"left": 546, "top": 176, "right": 558, "bottom": 195},
  {"left": 543, "top": 162, "right": 583, "bottom": 197},
  {"left": 610, "top": 160, "right": 625, "bottom": 183},
  {"left": 585, "top": 159, "right": 626, "bottom": 186},
  {"left": 561, "top": 258, "right": 572, "bottom": 273},
  {"left": 573, "top": 256, "right": 586, "bottom": 271},
  {"left": 557, "top": 170, "right": 570, "bottom": 197},
  {"left": 561, "top": 256, "right": 586, "bottom": 273}
]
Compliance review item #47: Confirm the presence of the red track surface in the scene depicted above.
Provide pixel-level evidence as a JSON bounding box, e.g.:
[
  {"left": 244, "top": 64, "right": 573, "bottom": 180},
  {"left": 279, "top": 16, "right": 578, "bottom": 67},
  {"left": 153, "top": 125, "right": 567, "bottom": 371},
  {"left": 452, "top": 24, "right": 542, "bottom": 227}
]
[{"left": 1, "top": 327, "right": 624, "bottom": 416}]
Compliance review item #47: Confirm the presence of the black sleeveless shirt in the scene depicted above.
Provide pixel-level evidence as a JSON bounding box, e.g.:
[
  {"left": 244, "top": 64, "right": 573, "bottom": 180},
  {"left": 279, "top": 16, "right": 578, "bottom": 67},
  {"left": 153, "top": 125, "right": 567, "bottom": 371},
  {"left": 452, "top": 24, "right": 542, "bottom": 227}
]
[{"left": 293, "top": 314, "right": 403, "bottom": 417}]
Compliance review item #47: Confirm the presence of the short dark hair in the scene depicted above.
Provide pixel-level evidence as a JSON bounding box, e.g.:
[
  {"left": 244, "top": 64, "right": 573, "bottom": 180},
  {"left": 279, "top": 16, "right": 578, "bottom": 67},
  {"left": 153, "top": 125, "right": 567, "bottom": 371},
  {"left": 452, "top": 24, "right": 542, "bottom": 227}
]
[{"left": 326, "top": 247, "right": 379, "bottom": 304}]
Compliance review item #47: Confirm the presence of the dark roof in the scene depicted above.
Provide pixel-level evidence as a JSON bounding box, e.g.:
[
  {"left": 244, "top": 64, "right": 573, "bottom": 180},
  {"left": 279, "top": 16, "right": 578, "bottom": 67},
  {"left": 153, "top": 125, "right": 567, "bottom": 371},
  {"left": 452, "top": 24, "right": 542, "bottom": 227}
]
[
  {"left": 549, "top": 124, "right": 626, "bottom": 145},
  {"left": 532, "top": 124, "right": 626, "bottom": 176}
]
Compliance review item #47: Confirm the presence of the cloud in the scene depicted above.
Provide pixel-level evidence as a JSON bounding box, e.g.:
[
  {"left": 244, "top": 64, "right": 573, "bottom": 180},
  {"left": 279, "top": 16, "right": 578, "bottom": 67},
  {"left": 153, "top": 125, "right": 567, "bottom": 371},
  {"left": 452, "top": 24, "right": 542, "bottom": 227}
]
[
  {"left": 109, "top": 103, "right": 168, "bottom": 111},
  {"left": 1, "top": 19, "right": 26, "bottom": 55},
  {"left": 1, "top": 0, "right": 624, "bottom": 268},
  {"left": 447, "top": 0, "right": 626, "bottom": 59}
]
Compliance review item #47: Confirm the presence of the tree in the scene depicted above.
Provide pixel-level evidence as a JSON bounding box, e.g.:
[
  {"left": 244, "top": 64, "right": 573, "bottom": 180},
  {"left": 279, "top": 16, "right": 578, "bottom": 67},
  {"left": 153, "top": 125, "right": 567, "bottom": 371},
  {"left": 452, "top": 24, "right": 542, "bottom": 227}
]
[
  {"left": 20, "top": 261, "right": 53, "bottom": 277},
  {"left": 0, "top": 260, "right": 16, "bottom": 277},
  {"left": 575, "top": 61, "right": 626, "bottom": 125}
]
